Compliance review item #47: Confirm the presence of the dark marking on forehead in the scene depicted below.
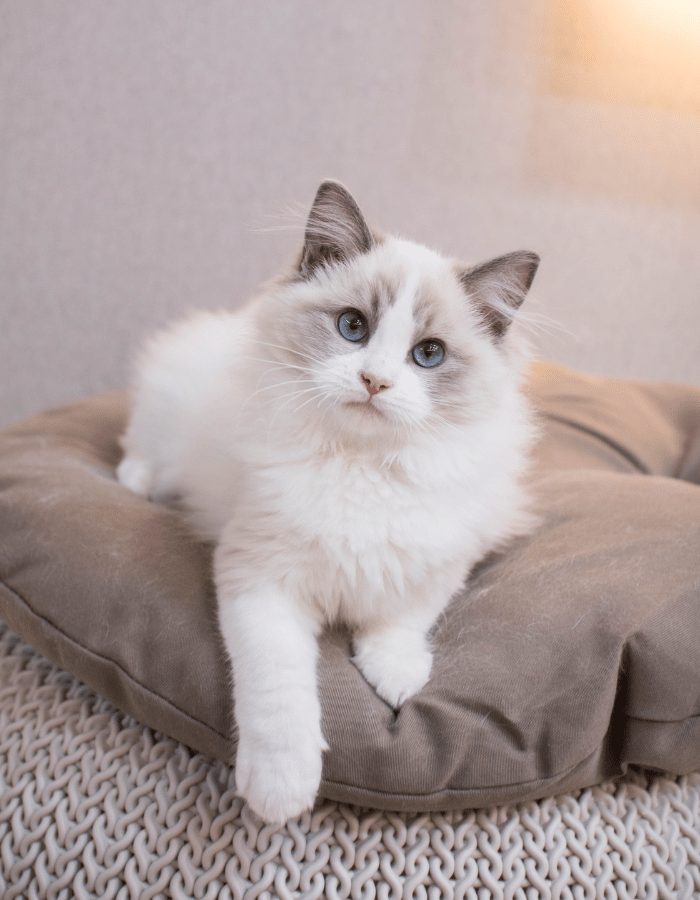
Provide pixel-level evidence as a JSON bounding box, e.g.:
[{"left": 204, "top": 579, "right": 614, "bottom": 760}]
[
  {"left": 409, "top": 277, "right": 473, "bottom": 371},
  {"left": 368, "top": 275, "right": 399, "bottom": 325},
  {"left": 411, "top": 283, "right": 442, "bottom": 342}
]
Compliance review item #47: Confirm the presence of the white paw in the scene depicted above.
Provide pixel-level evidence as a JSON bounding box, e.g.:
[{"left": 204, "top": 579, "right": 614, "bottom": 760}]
[
  {"left": 235, "top": 730, "right": 327, "bottom": 825},
  {"left": 353, "top": 632, "right": 433, "bottom": 709},
  {"left": 116, "top": 455, "right": 154, "bottom": 497}
]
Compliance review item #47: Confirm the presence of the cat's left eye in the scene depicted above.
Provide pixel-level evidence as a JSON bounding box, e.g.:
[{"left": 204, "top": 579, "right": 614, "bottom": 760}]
[{"left": 412, "top": 340, "right": 445, "bottom": 368}]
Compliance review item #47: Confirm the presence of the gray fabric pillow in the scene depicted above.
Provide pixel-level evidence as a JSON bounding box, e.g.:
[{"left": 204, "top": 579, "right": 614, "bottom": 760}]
[{"left": 1, "top": 360, "right": 699, "bottom": 811}]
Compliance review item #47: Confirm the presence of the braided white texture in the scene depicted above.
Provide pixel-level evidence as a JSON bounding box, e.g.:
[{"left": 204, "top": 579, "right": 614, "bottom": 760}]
[{"left": 1, "top": 621, "right": 699, "bottom": 900}]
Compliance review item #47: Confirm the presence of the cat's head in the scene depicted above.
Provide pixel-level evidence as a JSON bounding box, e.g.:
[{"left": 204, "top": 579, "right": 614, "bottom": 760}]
[{"left": 255, "top": 180, "right": 539, "bottom": 444}]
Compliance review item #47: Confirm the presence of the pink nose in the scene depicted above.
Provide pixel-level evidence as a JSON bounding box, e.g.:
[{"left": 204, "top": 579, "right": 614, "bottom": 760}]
[{"left": 360, "top": 372, "right": 390, "bottom": 396}]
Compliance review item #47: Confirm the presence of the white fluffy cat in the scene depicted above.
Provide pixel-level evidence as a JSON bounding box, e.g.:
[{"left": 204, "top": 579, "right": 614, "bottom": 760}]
[{"left": 117, "top": 180, "right": 539, "bottom": 824}]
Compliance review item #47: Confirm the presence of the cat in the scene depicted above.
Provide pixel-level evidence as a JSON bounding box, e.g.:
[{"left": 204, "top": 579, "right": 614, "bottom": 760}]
[{"left": 117, "top": 179, "right": 539, "bottom": 824}]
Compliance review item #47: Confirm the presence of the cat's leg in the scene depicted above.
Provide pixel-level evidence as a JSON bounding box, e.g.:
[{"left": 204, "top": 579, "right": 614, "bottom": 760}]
[
  {"left": 217, "top": 579, "right": 328, "bottom": 825},
  {"left": 352, "top": 606, "right": 439, "bottom": 709}
]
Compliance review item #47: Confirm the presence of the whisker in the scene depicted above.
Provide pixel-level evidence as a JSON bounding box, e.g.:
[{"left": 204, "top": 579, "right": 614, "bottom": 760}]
[
  {"left": 253, "top": 339, "right": 328, "bottom": 367},
  {"left": 316, "top": 391, "right": 337, "bottom": 433},
  {"left": 265, "top": 385, "right": 337, "bottom": 448},
  {"left": 236, "top": 356, "right": 314, "bottom": 375},
  {"left": 260, "top": 385, "right": 326, "bottom": 413},
  {"left": 426, "top": 411, "right": 464, "bottom": 433},
  {"left": 265, "top": 385, "right": 327, "bottom": 433},
  {"left": 248, "top": 377, "right": 318, "bottom": 398},
  {"left": 291, "top": 389, "right": 332, "bottom": 415},
  {"left": 235, "top": 372, "right": 320, "bottom": 419},
  {"left": 247, "top": 201, "right": 307, "bottom": 234}
]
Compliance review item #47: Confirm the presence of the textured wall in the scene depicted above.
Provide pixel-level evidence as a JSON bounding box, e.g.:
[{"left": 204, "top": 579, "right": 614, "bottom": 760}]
[{"left": 2, "top": 0, "right": 700, "bottom": 426}]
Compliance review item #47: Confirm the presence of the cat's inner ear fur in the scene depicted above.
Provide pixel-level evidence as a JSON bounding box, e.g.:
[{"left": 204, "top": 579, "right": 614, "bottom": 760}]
[
  {"left": 298, "top": 180, "right": 375, "bottom": 278},
  {"left": 458, "top": 251, "right": 540, "bottom": 341}
]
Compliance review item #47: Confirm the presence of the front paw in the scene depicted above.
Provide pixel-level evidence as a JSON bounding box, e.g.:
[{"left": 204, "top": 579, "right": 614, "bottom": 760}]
[
  {"left": 235, "top": 731, "right": 327, "bottom": 825},
  {"left": 353, "top": 631, "right": 432, "bottom": 709},
  {"left": 116, "top": 454, "right": 154, "bottom": 497}
]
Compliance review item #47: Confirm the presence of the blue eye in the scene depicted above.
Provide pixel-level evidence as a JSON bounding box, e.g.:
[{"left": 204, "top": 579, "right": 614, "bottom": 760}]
[
  {"left": 412, "top": 340, "right": 445, "bottom": 368},
  {"left": 337, "top": 309, "right": 368, "bottom": 342}
]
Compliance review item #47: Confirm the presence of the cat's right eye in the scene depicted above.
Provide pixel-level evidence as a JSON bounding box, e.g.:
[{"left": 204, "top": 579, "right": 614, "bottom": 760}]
[{"left": 337, "top": 309, "right": 369, "bottom": 342}]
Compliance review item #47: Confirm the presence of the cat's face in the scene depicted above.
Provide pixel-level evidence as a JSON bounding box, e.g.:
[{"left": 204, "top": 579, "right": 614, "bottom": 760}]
[
  {"left": 261, "top": 240, "right": 494, "bottom": 441},
  {"left": 316, "top": 257, "right": 461, "bottom": 438},
  {"left": 252, "top": 180, "right": 538, "bottom": 446}
]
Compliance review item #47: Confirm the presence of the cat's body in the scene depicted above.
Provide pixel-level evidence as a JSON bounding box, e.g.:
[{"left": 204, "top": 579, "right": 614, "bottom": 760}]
[{"left": 117, "top": 181, "right": 539, "bottom": 824}]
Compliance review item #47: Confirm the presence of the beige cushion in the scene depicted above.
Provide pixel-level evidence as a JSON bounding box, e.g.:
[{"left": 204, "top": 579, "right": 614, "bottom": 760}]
[{"left": 0, "top": 360, "right": 699, "bottom": 811}]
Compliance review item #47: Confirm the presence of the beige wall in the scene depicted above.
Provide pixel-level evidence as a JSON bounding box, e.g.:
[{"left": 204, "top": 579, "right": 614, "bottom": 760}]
[{"left": 2, "top": 0, "right": 699, "bottom": 427}]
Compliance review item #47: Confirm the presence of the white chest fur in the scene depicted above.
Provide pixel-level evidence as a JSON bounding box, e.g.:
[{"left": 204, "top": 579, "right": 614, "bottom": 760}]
[{"left": 216, "top": 435, "right": 492, "bottom": 629}]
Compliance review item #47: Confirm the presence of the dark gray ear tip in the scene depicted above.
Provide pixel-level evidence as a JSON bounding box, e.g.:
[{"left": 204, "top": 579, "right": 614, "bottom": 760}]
[
  {"left": 511, "top": 250, "right": 540, "bottom": 268},
  {"left": 458, "top": 250, "right": 541, "bottom": 291},
  {"left": 314, "top": 179, "right": 353, "bottom": 201},
  {"left": 520, "top": 251, "right": 540, "bottom": 289},
  {"left": 300, "top": 180, "right": 373, "bottom": 278},
  {"left": 504, "top": 251, "right": 539, "bottom": 291},
  {"left": 309, "top": 179, "right": 365, "bottom": 223}
]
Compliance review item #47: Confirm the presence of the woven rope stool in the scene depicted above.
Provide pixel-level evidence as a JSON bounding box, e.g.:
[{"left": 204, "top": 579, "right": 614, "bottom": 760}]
[{"left": 2, "top": 621, "right": 699, "bottom": 900}]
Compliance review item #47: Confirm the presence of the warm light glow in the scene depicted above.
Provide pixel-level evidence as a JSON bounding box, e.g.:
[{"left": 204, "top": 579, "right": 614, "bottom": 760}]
[
  {"left": 621, "top": 0, "right": 700, "bottom": 43},
  {"left": 542, "top": 0, "right": 700, "bottom": 114},
  {"left": 527, "top": 0, "right": 700, "bottom": 209},
  {"left": 589, "top": 0, "right": 700, "bottom": 48}
]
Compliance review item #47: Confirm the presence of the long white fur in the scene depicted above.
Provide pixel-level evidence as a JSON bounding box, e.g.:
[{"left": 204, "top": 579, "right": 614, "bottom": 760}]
[{"left": 117, "top": 186, "right": 537, "bottom": 824}]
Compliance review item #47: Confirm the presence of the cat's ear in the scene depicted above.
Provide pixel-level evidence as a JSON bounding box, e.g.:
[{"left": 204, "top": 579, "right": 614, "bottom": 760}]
[
  {"left": 298, "top": 180, "right": 375, "bottom": 278},
  {"left": 458, "top": 251, "right": 539, "bottom": 341}
]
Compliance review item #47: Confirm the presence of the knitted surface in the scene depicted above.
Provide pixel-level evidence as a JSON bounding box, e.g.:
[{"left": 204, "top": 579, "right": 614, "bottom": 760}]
[{"left": 1, "top": 622, "right": 699, "bottom": 900}]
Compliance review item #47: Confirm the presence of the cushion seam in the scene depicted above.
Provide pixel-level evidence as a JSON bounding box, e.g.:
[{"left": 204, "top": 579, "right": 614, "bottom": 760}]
[
  {"left": 625, "top": 712, "right": 700, "bottom": 726},
  {"left": 542, "top": 413, "right": 651, "bottom": 474},
  {"left": 0, "top": 577, "right": 228, "bottom": 742},
  {"left": 320, "top": 740, "right": 612, "bottom": 802}
]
